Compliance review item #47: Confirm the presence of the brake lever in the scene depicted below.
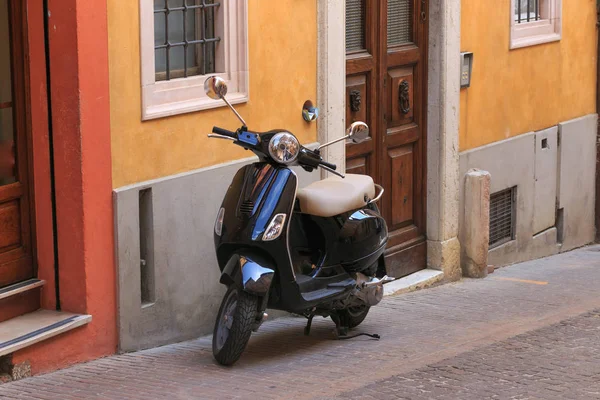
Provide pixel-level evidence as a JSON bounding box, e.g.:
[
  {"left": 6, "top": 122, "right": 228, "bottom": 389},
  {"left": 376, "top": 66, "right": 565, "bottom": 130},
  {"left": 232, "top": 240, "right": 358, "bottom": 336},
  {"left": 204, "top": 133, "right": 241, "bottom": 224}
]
[
  {"left": 207, "top": 133, "right": 236, "bottom": 141},
  {"left": 320, "top": 164, "right": 345, "bottom": 179}
]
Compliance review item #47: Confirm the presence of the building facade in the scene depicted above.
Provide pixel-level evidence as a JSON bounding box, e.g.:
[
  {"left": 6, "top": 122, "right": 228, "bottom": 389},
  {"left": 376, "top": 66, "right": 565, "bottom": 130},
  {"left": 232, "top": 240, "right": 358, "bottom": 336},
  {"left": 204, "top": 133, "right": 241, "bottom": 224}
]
[
  {"left": 458, "top": 0, "right": 597, "bottom": 268},
  {"left": 0, "top": 0, "right": 597, "bottom": 378}
]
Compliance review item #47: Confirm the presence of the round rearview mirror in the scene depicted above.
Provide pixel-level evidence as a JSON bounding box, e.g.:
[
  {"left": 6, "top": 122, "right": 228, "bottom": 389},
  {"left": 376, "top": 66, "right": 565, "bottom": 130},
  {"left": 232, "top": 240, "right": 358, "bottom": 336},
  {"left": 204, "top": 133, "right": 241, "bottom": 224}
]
[
  {"left": 347, "top": 121, "right": 369, "bottom": 144},
  {"left": 204, "top": 76, "right": 228, "bottom": 100}
]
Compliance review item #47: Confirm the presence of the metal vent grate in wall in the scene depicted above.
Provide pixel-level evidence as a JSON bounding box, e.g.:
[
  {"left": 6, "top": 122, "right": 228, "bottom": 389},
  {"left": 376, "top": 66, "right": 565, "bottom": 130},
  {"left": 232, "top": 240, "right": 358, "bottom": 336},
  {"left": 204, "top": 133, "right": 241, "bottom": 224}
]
[
  {"left": 346, "top": 0, "right": 365, "bottom": 53},
  {"left": 489, "top": 187, "right": 516, "bottom": 248},
  {"left": 387, "top": 0, "right": 412, "bottom": 47}
]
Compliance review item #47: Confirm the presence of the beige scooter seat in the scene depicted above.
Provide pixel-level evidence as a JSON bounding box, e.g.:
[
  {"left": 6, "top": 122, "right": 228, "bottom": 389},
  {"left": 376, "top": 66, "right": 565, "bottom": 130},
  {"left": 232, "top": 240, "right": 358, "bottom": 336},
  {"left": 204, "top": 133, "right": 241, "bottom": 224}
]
[{"left": 296, "top": 174, "right": 376, "bottom": 217}]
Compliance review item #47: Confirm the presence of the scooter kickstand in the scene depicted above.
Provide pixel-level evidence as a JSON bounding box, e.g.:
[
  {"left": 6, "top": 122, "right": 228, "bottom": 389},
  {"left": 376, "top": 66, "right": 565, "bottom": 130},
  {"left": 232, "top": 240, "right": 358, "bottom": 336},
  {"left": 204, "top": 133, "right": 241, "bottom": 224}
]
[{"left": 304, "top": 314, "right": 314, "bottom": 336}]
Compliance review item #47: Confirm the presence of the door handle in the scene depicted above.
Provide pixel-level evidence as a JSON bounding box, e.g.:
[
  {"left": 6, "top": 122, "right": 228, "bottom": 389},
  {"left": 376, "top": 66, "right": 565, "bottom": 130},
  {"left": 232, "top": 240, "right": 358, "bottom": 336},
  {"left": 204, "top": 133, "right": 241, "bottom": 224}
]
[{"left": 399, "top": 80, "right": 410, "bottom": 114}]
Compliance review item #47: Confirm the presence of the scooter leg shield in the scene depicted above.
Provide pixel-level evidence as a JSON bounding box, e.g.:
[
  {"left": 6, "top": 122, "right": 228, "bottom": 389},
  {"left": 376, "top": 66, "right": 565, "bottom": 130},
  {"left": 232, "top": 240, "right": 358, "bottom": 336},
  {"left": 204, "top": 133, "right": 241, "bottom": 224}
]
[{"left": 220, "top": 254, "right": 275, "bottom": 296}]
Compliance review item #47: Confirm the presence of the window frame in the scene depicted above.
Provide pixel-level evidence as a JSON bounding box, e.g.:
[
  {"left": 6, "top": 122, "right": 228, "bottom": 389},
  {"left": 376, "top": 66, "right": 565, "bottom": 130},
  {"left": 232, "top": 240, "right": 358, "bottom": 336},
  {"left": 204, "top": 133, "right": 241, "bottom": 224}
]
[
  {"left": 510, "top": 0, "right": 562, "bottom": 50},
  {"left": 140, "top": 0, "right": 248, "bottom": 121}
]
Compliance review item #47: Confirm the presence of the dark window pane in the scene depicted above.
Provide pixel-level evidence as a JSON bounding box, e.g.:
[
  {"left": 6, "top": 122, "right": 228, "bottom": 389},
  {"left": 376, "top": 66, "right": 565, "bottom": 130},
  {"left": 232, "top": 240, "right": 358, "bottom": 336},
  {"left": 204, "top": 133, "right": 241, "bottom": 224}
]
[
  {"left": 167, "top": 10, "right": 185, "bottom": 43},
  {"left": 387, "top": 0, "right": 412, "bottom": 47},
  {"left": 0, "top": 108, "right": 15, "bottom": 186},
  {"left": 0, "top": 0, "right": 11, "bottom": 104},
  {"left": 0, "top": 0, "right": 16, "bottom": 186},
  {"left": 154, "top": 12, "right": 166, "bottom": 46},
  {"left": 155, "top": 48, "right": 167, "bottom": 80},
  {"left": 346, "top": 0, "right": 365, "bottom": 53}
]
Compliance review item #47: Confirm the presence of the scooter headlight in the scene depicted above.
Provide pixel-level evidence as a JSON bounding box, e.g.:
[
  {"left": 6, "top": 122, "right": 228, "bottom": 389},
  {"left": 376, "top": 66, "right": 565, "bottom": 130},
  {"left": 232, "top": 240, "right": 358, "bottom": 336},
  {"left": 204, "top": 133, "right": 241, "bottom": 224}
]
[
  {"left": 268, "top": 132, "right": 299, "bottom": 164},
  {"left": 263, "top": 213, "right": 287, "bottom": 241}
]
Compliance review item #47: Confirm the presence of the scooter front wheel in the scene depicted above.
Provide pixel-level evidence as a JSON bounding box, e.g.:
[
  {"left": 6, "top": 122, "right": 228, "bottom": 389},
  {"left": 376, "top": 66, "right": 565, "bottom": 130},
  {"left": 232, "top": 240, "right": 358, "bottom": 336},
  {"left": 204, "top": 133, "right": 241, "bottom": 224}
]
[{"left": 212, "top": 287, "right": 258, "bottom": 366}]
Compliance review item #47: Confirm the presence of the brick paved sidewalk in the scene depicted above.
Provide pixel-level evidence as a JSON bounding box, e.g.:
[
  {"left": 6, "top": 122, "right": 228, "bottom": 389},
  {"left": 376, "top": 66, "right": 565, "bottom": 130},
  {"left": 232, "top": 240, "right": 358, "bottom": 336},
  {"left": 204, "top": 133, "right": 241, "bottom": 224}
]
[
  {"left": 338, "top": 310, "right": 600, "bottom": 400},
  {"left": 2, "top": 246, "right": 600, "bottom": 399}
]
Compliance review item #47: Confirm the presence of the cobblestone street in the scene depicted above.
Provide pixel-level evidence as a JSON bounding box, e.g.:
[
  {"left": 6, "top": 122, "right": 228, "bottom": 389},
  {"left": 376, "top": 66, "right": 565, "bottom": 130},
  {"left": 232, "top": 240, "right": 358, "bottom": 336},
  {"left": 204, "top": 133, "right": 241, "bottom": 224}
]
[
  {"left": 2, "top": 246, "right": 600, "bottom": 399},
  {"left": 339, "top": 310, "right": 600, "bottom": 399}
]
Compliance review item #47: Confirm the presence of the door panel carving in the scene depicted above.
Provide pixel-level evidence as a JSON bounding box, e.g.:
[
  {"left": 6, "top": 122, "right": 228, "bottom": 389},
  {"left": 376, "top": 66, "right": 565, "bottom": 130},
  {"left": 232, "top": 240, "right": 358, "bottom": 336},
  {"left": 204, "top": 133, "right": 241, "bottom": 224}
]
[{"left": 388, "top": 146, "right": 414, "bottom": 227}]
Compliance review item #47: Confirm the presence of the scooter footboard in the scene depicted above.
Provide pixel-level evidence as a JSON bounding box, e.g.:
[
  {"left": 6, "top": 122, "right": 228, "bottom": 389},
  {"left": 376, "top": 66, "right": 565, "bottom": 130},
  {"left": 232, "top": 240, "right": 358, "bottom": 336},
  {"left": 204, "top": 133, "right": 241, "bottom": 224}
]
[{"left": 220, "top": 252, "right": 275, "bottom": 296}]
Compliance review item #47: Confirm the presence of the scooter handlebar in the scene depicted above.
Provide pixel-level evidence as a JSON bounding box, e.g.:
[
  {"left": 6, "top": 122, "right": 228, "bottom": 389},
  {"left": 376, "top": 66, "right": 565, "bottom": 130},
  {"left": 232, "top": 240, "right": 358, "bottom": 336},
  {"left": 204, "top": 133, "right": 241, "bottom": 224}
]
[
  {"left": 212, "top": 126, "right": 237, "bottom": 138},
  {"left": 319, "top": 159, "right": 337, "bottom": 171}
]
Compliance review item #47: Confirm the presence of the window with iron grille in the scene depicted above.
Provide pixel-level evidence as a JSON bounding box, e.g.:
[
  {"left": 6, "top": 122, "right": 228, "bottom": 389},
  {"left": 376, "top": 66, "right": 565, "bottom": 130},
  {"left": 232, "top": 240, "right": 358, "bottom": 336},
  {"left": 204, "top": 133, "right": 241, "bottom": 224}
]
[
  {"left": 515, "top": 0, "right": 541, "bottom": 24},
  {"left": 489, "top": 187, "right": 516, "bottom": 248},
  {"left": 140, "top": 0, "right": 249, "bottom": 120},
  {"left": 153, "top": 0, "right": 220, "bottom": 81},
  {"left": 510, "top": 0, "right": 561, "bottom": 49}
]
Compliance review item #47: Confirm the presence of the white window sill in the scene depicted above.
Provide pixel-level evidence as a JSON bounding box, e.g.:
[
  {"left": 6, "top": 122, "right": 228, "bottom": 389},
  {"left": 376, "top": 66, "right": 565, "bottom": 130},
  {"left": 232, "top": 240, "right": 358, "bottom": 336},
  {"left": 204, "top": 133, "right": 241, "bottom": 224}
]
[
  {"left": 142, "top": 91, "right": 248, "bottom": 121},
  {"left": 510, "top": 32, "right": 561, "bottom": 50}
]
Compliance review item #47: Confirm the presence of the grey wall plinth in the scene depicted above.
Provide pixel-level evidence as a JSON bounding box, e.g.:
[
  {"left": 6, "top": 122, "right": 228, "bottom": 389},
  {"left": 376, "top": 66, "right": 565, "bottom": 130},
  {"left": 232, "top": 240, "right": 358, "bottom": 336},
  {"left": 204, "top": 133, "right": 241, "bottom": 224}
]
[
  {"left": 458, "top": 114, "right": 597, "bottom": 268},
  {"left": 459, "top": 132, "right": 538, "bottom": 267},
  {"left": 114, "top": 148, "right": 320, "bottom": 352},
  {"left": 557, "top": 115, "right": 598, "bottom": 252}
]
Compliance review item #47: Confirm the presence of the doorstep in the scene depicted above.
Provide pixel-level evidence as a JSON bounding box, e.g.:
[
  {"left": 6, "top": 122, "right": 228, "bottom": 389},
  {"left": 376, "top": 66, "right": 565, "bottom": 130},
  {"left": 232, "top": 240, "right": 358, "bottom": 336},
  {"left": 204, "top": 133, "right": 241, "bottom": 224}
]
[
  {"left": 0, "top": 310, "right": 91, "bottom": 357},
  {"left": 383, "top": 269, "right": 444, "bottom": 297},
  {"left": 0, "top": 279, "right": 45, "bottom": 301}
]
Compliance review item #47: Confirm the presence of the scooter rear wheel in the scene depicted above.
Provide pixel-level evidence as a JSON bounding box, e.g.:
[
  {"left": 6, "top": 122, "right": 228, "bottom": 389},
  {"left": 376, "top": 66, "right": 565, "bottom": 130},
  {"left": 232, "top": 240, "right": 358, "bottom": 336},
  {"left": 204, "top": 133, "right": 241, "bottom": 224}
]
[
  {"left": 340, "top": 305, "right": 370, "bottom": 328},
  {"left": 212, "top": 287, "right": 258, "bottom": 366}
]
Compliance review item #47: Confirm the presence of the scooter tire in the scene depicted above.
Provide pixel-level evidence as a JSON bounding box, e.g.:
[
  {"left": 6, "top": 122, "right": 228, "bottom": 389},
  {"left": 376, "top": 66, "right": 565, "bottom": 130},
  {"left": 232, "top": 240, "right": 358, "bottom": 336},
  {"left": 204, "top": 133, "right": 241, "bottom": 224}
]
[
  {"left": 212, "top": 287, "right": 258, "bottom": 366},
  {"left": 340, "top": 305, "right": 370, "bottom": 328}
]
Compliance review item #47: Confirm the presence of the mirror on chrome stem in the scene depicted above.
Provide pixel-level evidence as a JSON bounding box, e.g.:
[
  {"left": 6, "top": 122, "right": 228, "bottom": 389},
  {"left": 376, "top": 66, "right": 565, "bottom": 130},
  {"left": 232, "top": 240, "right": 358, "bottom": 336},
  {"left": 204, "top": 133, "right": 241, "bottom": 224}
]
[
  {"left": 346, "top": 121, "right": 369, "bottom": 144},
  {"left": 204, "top": 76, "right": 228, "bottom": 100},
  {"left": 204, "top": 76, "right": 247, "bottom": 127},
  {"left": 317, "top": 121, "right": 370, "bottom": 151}
]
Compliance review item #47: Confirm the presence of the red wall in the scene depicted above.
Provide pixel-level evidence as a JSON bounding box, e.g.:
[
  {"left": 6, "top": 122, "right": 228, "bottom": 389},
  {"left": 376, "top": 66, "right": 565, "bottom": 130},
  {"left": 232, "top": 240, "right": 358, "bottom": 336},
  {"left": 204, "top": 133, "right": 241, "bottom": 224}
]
[{"left": 13, "top": 0, "right": 117, "bottom": 374}]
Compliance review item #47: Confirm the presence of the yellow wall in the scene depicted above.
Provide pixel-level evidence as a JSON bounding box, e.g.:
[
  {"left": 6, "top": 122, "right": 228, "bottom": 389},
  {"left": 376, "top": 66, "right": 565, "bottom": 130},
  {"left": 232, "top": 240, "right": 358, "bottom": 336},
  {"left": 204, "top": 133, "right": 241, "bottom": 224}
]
[
  {"left": 108, "top": 1, "right": 317, "bottom": 188},
  {"left": 460, "top": 0, "right": 597, "bottom": 151}
]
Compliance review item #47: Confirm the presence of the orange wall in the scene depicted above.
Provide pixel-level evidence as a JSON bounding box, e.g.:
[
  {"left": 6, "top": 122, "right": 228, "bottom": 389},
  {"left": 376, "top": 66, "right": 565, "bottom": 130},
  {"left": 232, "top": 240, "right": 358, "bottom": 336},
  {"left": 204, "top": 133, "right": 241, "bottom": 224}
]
[
  {"left": 108, "top": 0, "right": 318, "bottom": 188},
  {"left": 459, "top": 0, "right": 597, "bottom": 151},
  {"left": 13, "top": 0, "right": 117, "bottom": 374}
]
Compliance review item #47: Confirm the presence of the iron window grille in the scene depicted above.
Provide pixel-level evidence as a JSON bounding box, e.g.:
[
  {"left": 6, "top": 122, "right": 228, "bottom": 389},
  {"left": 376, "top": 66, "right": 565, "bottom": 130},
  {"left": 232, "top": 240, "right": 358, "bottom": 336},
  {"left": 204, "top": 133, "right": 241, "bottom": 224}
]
[
  {"left": 154, "top": 0, "right": 221, "bottom": 81},
  {"left": 515, "top": 0, "right": 541, "bottom": 23},
  {"left": 489, "top": 187, "right": 516, "bottom": 248}
]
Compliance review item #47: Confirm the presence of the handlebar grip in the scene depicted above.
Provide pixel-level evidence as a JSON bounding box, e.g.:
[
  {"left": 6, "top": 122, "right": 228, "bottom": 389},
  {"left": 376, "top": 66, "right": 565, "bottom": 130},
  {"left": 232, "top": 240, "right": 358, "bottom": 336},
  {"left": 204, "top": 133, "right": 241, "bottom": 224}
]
[
  {"left": 320, "top": 160, "right": 337, "bottom": 171},
  {"left": 212, "top": 126, "right": 236, "bottom": 138}
]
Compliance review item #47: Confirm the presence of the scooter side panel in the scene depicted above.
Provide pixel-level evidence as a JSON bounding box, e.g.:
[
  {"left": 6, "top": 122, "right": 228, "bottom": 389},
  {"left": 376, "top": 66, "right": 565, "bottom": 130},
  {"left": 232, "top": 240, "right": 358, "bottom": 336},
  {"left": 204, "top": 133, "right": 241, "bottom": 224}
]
[{"left": 214, "top": 163, "right": 298, "bottom": 286}]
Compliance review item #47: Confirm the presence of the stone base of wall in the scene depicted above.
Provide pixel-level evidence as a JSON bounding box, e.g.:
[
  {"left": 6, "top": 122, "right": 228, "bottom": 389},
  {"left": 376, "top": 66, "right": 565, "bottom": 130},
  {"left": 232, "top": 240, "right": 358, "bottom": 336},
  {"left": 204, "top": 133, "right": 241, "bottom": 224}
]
[
  {"left": 459, "top": 114, "right": 597, "bottom": 268},
  {"left": 114, "top": 148, "right": 320, "bottom": 352}
]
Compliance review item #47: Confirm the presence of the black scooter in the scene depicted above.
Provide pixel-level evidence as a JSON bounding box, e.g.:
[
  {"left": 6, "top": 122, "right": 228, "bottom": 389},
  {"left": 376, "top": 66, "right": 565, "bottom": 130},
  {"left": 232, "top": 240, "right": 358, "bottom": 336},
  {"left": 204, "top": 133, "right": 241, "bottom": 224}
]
[{"left": 205, "top": 76, "right": 392, "bottom": 366}]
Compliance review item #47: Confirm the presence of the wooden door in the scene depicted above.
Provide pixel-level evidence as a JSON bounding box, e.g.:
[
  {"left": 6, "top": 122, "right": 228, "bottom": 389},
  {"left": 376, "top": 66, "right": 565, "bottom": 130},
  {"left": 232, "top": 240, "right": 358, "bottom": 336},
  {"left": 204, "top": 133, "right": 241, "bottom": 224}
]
[
  {"left": 0, "top": 0, "right": 34, "bottom": 288},
  {"left": 346, "top": 0, "right": 427, "bottom": 278}
]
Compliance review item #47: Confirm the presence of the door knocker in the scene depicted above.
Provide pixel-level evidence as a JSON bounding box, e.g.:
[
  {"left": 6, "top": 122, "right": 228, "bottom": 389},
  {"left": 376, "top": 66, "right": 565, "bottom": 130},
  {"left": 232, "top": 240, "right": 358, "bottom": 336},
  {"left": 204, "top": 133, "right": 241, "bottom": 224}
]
[
  {"left": 350, "top": 90, "right": 362, "bottom": 112},
  {"left": 399, "top": 80, "right": 410, "bottom": 115}
]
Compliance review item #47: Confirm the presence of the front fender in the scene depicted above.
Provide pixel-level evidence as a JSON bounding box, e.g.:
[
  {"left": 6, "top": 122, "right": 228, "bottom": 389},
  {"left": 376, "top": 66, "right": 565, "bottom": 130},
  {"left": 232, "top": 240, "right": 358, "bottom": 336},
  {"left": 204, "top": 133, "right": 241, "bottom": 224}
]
[{"left": 220, "top": 252, "right": 275, "bottom": 296}]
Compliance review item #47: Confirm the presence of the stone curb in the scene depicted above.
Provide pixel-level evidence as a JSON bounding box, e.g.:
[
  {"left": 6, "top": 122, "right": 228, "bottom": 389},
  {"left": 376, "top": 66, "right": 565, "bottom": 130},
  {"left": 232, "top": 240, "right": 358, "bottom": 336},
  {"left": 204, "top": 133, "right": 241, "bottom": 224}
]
[{"left": 383, "top": 269, "right": 445, "bottom": 297}]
